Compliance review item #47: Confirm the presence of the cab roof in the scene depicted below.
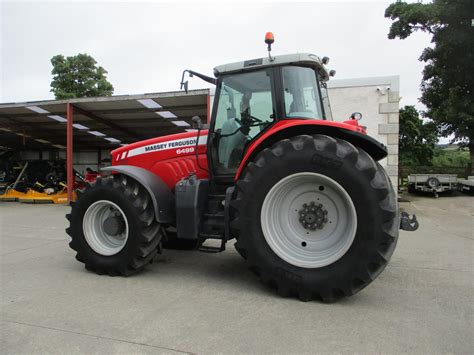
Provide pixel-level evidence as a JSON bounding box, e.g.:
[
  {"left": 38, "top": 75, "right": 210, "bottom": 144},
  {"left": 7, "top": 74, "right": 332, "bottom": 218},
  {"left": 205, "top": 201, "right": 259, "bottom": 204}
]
[{"left": 213, "top": 53, "right": 330, "bottom": 81}]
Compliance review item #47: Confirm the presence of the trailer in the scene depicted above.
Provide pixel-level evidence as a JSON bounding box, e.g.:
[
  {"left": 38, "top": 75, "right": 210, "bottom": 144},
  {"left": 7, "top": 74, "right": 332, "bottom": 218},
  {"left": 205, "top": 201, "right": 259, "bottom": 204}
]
[
  {"left": 407, "top": 174, "right": 458, "bottom": 197},
  {"left": 457, "top": 176, "right": 474, "bottom": 195}
]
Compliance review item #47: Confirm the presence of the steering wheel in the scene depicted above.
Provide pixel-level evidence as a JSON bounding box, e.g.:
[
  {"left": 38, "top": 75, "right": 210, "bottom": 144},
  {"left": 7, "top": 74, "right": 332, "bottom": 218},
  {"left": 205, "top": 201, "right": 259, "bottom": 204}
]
[{"left": 236, "top": 112, "right": 263, "bottom": 127}]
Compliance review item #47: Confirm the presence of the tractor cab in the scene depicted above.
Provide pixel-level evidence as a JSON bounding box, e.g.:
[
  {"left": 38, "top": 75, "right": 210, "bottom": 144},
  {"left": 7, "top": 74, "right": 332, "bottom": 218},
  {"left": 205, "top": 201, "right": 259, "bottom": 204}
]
[{"left": 210, "top": 53, "right": 333, "bottom": 175}]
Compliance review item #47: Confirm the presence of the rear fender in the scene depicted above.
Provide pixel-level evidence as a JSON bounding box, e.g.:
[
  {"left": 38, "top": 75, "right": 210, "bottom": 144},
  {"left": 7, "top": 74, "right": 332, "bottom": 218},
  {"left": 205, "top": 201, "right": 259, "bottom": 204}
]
[
  {"left": 101, "top": 165, "right": 175, "bottom": 223},
  {"left": 235, "top": 122, "right": 388, "bottom": 180}
]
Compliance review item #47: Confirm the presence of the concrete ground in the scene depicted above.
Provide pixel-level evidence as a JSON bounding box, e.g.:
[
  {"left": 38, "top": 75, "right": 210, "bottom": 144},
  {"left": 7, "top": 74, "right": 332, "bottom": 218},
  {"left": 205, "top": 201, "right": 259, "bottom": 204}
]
[{"left": 0, "top": 194, "right": 473, "bottom": 354}]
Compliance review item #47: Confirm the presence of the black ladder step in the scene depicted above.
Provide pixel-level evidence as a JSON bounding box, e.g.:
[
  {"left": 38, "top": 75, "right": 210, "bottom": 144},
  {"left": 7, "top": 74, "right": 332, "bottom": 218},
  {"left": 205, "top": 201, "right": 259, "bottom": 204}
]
[
  {"left": 198, "top": 245, "right": 223, "bottom": 253},
  {"left": 208, "top": 193, "right": 226, "bottom": 198},
  {"left": 204, "top": 212, "right": 225, "bottom": 218},
  {"left": 198, "top": 237, "right": 225, "bottom": 253},
  {"left": 199, "top": 233, "right": 223, "bottom": 240}
]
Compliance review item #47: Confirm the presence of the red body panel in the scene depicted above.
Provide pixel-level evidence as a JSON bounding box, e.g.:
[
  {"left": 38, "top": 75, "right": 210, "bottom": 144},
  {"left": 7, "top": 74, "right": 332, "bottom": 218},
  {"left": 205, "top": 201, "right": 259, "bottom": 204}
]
[
  {"left": 111, "top": 130, "right": 209, "bottom": 189},
  {"left": 235, "top": 119, "right": 366, "bottom": 179},
  {"left": 110, "top": 119, "right": 364, "bottom": 188}
]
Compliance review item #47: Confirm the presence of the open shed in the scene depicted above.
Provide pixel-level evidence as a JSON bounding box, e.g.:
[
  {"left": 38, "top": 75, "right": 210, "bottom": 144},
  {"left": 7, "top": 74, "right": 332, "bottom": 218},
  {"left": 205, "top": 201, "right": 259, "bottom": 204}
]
[{"left": 0, "top": 89, "right": 210, "bottom": 200}]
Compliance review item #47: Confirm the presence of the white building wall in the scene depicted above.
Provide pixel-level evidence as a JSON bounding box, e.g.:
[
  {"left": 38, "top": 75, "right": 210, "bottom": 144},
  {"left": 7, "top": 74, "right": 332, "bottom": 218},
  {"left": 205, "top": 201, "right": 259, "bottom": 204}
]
[{"left": 328, "top": 76, "right": 400, "bottom": 190}]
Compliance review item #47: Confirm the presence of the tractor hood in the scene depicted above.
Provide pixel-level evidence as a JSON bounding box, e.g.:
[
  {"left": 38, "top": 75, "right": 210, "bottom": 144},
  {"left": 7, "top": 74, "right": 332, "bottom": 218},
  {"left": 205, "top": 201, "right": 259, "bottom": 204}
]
[
  {"left": 108, "top": 130, "right": 209, "bottom": 189},
  {"left": 111, "top": 130, "right": 208, "bottom": 165}
]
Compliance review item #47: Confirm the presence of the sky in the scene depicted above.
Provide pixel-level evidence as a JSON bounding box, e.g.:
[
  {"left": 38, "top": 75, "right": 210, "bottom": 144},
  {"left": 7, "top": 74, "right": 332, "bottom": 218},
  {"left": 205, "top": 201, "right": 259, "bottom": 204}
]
[{"left": 1, "top": 0, "right": 433, "bottom": 112}]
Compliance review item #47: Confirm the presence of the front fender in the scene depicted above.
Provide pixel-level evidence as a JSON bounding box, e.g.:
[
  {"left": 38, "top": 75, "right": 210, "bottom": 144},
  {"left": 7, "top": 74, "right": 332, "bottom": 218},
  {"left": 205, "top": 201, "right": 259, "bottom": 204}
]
[{"left": 101, "top": 165, "right": 175, "bottom": 223}]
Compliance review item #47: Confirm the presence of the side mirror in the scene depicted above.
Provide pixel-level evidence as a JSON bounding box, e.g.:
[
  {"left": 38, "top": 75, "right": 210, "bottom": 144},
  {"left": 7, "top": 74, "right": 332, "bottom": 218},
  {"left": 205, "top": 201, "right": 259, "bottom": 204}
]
[
  {"left": 191, "top": 116, "right": 203, "bottom": 130},
  {"left": 180, "top": 80, "right": 189, "bottom": 94},
  {"left": 180, "top": 70, "right": 189, "bottom": 94}
]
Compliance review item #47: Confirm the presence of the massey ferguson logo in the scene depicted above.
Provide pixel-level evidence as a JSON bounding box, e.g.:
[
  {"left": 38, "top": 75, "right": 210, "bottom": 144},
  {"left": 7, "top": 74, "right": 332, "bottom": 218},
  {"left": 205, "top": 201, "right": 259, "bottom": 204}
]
[
  {"left": 126, "top": 135, "right": 208, "bottom": 158},
  {"left": 144, "top": 138, "right": 198, "bottom": 152}
]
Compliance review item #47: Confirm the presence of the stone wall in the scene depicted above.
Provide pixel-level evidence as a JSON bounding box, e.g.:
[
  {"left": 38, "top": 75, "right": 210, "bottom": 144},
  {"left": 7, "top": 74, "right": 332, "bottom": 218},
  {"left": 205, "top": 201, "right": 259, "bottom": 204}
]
[{"left": 327, "top": 76, "right": 400, "bottom": 190}]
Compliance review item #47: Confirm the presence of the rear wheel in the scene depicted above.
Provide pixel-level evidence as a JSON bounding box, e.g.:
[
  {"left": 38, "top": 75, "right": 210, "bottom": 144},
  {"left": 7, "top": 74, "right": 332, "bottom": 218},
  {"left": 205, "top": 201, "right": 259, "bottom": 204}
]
[
  {"left": 260, "top": 172, "right": 357, "bottom": 268},
  {"left": 232, "top": 134, "right": 398, "bottom": 302},
  {"left": 66, "top": 174, "right": 162, "bottom": 276}
]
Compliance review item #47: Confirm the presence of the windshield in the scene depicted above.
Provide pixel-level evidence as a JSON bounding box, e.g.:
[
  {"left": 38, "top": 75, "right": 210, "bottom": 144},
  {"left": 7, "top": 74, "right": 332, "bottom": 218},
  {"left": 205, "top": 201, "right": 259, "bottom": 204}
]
[{"left": 282, "top": 66, "right": 325, "bottom": 120}]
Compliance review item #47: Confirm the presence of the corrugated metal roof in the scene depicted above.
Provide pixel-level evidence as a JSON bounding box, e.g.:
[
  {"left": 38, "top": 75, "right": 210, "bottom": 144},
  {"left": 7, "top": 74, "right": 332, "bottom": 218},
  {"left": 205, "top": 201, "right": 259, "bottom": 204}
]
[{"left": 0, "top": 89, "right": 209, "bottom": 151}]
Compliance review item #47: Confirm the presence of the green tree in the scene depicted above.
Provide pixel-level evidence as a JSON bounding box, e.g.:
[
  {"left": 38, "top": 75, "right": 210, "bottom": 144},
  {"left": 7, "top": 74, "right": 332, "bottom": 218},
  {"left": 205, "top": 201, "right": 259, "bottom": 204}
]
[
  {"left": 399, "top": 105, "right": 438, "bottom": 166},
  {"left": 432, "top": 147, "right": 470, "bottom": 167},
  {"left": 385, "top": 0, "right": 474, "bottom": 172},
  {"left": 50, "top": 53, "right": 114, "bottom": 99}
]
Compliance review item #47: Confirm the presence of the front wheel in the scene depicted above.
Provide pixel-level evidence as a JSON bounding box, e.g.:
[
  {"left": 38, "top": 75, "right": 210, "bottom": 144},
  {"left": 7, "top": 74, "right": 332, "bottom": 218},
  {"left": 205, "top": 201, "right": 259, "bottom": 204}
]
[
  {"left": 232, "top": 135, "right": 399, "bottom": 302},
  {"left": 66, "top": 174, "right": 162, "bottom": 276}
]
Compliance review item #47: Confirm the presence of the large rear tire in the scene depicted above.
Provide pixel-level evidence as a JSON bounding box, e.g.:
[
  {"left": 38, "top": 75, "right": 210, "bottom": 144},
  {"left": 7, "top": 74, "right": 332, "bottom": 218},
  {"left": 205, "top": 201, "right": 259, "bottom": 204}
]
[
  {"left": 232, "top": 135, "right": 398, "bottom": 302},
  {"left": 66, "top": 174, "right": 162, "bottom": 276}
]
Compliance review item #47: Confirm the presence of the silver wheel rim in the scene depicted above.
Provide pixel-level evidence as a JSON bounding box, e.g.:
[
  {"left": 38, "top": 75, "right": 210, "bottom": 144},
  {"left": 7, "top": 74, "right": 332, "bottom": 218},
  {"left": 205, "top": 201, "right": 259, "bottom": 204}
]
[
  {"left": 83, "top": 200, "right": 129, "bottom": 256},
  {"left": 260, "top": 172, "right": 357, "bottom": 268}
]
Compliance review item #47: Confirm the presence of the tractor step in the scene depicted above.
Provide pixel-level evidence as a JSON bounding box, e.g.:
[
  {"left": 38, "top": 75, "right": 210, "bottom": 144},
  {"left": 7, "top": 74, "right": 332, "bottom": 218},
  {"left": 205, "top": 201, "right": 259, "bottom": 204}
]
[
  {"left": 203, "top": 212, "right": 224, "bottom": 218},
  {"left": 198, "top": 245, "right": 223, "bottom": 253},
  {"left": 198, "top": 233, "right": 225, "bottom": 252},
  {"left": 196, "top": 186, "right": 234, "bottom": 254},
  {"left": 208, "top": 193, "right": 226, "bottom": 199},
  {"left": 199, "top": 233, "right": 223, "bottom": 240}
]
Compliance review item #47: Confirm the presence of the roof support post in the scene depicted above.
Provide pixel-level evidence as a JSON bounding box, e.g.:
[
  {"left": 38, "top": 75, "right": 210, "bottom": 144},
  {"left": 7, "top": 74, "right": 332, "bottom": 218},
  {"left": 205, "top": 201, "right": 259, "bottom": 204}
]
[{"left": 67, "top": 103, "right": 74, "bottom": 202}]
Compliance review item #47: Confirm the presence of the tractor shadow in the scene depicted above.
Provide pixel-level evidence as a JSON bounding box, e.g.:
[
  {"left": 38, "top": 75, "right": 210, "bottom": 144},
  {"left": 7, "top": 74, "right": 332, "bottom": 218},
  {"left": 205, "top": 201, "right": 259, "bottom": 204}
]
[
  {"left": 141, "top": 242, "right": 281, "bottom": 298},
  {"left": 137, "top": 242, "right": 360, "bottom": 305}
]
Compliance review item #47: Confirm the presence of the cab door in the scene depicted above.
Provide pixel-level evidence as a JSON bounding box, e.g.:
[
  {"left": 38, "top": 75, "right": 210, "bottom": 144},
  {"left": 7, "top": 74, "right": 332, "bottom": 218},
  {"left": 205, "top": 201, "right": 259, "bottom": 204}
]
[{"left": 208, "top": 68, "right": 278, "bottom": 176}]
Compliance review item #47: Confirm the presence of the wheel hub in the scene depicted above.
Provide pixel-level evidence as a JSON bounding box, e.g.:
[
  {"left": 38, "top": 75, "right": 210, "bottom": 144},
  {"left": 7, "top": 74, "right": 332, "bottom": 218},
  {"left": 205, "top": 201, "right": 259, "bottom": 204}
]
[
  {"left": 103, "top": 215, "right": 126, "bottom": 236},
  {"left": 83, "top": 200, "right": 129, "bottom": 256},
  {"left": 298, "top": 202, "right": 328, "bottom": 230}
]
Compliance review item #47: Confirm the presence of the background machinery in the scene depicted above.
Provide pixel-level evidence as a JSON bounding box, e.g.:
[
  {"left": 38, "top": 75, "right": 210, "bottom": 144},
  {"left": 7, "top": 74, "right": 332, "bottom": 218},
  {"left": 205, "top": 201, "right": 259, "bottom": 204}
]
[{"left": 0, "top": 153, "right": 93, "bottom": 203}]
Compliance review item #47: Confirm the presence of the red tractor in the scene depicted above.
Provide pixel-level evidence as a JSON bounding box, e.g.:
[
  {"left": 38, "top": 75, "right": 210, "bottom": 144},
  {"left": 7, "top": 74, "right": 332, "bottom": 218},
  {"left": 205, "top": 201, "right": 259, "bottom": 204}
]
[{"left": 67, "top": 34, "right": 418, "bottom": 302}]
